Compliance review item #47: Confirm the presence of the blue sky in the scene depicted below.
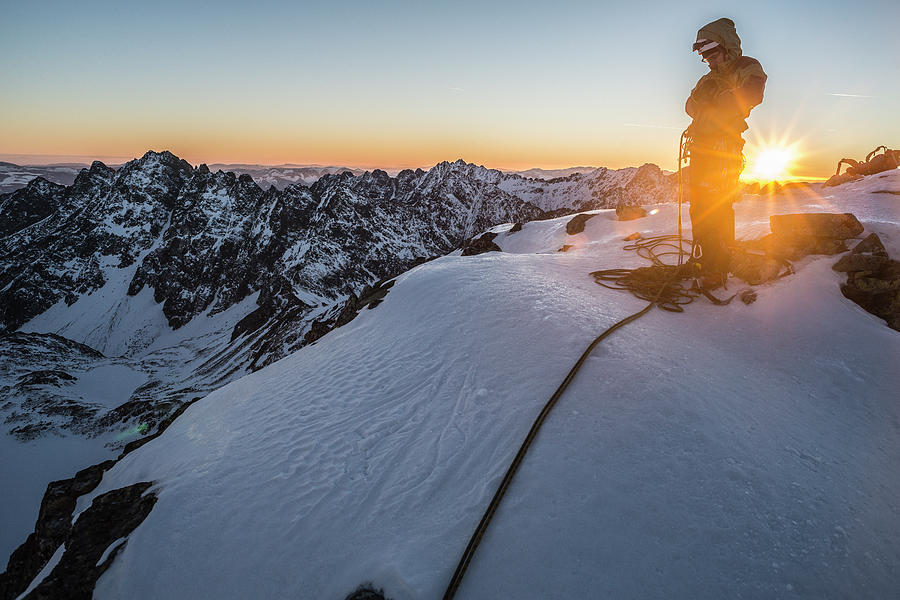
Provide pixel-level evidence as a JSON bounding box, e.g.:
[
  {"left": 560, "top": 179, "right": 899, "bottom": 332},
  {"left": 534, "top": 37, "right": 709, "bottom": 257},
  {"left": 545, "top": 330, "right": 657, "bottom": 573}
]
[{"left": 1, "top": 0, "right": 898, "bottom": 175}]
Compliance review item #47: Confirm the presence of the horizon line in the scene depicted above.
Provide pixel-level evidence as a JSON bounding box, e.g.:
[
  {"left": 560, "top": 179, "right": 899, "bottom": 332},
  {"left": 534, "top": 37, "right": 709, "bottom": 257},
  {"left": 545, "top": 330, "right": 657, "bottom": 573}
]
[{"left": 0, "top": 152, "right": 607, "bottom": 174}]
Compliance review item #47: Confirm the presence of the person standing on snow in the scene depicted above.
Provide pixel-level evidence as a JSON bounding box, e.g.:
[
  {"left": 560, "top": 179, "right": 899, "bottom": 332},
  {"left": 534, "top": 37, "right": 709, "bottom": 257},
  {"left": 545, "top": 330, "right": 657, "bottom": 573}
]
[{"left": 685, "top": 17, "right": 766, "bottom": 289}]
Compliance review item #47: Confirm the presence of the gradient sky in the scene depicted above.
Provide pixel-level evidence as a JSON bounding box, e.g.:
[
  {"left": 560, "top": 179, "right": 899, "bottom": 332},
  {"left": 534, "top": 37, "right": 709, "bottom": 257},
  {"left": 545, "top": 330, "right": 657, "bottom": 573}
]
[{"left": 1, "top": 0, "right": 898, "bottom": 176}]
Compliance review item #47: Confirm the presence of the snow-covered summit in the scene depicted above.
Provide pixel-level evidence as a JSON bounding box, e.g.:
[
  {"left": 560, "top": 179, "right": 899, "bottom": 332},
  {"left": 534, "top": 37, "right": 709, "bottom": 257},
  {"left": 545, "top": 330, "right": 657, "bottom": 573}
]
[{"left": 10, "top": 172, "right": 898, "bottom": 599}]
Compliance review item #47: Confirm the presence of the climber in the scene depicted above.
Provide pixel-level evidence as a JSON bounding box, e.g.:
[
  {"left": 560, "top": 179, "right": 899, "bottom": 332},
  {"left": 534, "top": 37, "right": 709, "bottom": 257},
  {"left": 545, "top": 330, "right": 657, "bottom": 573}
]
[{"left": 685, "top": 17, "right": 766, "bottom": 289}]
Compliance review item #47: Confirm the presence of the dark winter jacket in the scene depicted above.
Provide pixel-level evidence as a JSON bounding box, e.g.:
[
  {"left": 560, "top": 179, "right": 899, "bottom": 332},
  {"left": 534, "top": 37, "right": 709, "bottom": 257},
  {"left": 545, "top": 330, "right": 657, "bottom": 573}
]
[{"left": 685, "top": 18, "right": 766, "bottom": 143}]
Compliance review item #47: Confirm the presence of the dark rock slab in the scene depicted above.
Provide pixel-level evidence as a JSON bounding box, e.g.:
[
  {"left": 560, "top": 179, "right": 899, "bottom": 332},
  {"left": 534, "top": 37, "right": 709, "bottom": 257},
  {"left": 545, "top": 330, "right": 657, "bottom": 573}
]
[
  {"left": 24, "top": 482, "right": 157, "bottom": 600},
  {"left": 508, "top": 222, "right": 523, "bottom": 234},
  {"left": 833, "top": 233, "right": 900, "bottom": 331},
  {"left": 566, "top": 213, "right": 595, "bottom": 234},
  {"left": 746, "top": 213, "right": 865, "bottom": 262},
  {"left": 0, "top": 460, "right": 116, "bottom": 600},
  {"left": 755, "top": 233, "right": 849, "bottom": 261},
  {"left": 461, "top": 232, "right": 501, "bottom": 256},
  {"left": 770, "top": 213, "right": 863, "bottom": 240},
  {"left": 15, "top": 370, "right": 76, "bottom": 387},
  {"left": 300, "top": 278, "right": 398, "bottom": 349},
  {"left": 345, "top": 584, "right": 389, "bottom": 600},
  {"left": 615, "top": 205, "right": 647, "bottom": 221}
]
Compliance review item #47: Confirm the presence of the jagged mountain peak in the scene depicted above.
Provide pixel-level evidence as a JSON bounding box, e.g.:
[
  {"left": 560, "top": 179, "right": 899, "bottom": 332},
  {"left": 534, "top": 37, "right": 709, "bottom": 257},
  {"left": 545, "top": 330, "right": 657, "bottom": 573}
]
[{"left": 1, "top": 149, "right": 675, "bottom": 341}]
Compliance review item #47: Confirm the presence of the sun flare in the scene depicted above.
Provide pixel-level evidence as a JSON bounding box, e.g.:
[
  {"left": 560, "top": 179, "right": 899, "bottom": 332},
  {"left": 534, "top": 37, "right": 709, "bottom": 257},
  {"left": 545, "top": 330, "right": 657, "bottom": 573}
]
[{"left": 743, "top": 144, "right": 797, "bottom": 183}]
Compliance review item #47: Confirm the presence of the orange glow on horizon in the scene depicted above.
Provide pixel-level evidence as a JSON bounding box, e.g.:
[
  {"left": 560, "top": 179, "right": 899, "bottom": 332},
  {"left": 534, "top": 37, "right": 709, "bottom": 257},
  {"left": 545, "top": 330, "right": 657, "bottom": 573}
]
[{"left": 741, "top": 134, "right": 809, "bottom": 184}]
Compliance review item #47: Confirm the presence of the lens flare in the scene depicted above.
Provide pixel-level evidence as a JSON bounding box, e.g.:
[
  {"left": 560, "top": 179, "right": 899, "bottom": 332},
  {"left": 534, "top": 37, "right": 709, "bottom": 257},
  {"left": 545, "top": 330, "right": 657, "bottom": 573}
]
[
  {"left": 115, "top": 422, "right": 150, "bottom": 441},
  {"left": 744, "top": 145, "right": 796, "bottom": 182}
]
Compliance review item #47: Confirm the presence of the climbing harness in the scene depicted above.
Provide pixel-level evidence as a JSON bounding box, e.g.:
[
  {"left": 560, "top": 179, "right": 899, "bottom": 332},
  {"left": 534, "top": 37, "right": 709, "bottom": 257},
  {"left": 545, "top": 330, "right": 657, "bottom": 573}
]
[{"left": 442, "top": 129, "right": 750, "bottom": 599}]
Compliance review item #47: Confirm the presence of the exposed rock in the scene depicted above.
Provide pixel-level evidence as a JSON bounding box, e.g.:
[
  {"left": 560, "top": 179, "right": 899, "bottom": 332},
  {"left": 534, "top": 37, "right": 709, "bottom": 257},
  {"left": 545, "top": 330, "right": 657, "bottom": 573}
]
[
  {"left": 558, "top": 245, "right": 574, "bottom": 253},
  {"left": 847, "top": 232, "right": 888, "bottom": 257},
  {"left": 0, "top": 460, "right": 115, "bottom": 600},
  {"left": 345, "top": 584, "right": 389, "bottom": 600},
  {"left": 616, "top": 204, "right": 647, "bottom": 221},
  {"left": 119, "top": 397, "right": 202, "bottom": 458},
  {"left": 0, "top": 178, "right": 66, "bottom": 237},
  {"left": 624, "top": 232, "right": 642, "bottom": 241},
  {"left": 566, "top": 213, "right": 595, "bottom": 235},
  {"left": 300, "top": 278, "right": 398, "bottom": 350},
  {"left": 461, "top": 232, "right": 501, "bottom": 256},
  {"left": 769, "top": 213, "right": 864, "bottom": 240},
  {"left": 833, "top": 233, "right": 900, "bottom": 331},
  {"left": 832, "top": 254, "right": 892, "bottom": 274},
  {"left": 23, "top": 482, "right": 157, "bottom": 600},
  {"left": 744, "top": 213, "right": 865, "bottom": 262},
  {"left": 754, "top": 233, "right": 848, "bottom": 261},
  {"left": 15, "top": 370, "right": 76, "bottom": 387},
  {"left": 508, "top": 222, "right": 523, "bottom": 233}
]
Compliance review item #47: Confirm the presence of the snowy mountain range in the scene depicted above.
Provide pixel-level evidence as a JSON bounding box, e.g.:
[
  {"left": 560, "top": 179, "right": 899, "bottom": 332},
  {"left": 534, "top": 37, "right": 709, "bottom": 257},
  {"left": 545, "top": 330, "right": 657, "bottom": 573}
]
[
  {"left": 0, "top": 151, "right": 676, "bottom": 571},
  {"left": 1, "top": 160, "right": 610, "bottom": 195},
  {"left": 2, "top": 165, "right": 898, "bottom": 599}
]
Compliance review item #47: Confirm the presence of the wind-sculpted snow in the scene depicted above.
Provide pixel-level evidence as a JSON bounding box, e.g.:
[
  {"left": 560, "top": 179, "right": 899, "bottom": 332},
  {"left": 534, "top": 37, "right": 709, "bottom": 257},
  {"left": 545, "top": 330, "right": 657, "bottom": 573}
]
[
  {"left": 5, "top": 169, "right": 900, "bottom": 598},
  {"left": 0, "top": 150, "right": 675, "bottom": 573},
  {"left": 66, "top": 179, "right": 900, "bottom": 599}
]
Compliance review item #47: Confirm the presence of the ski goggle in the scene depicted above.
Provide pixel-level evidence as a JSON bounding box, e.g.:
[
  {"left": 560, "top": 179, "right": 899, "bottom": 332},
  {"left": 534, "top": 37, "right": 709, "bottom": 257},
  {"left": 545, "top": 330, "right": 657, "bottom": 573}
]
[{"left": 692, "top": 39, "right": 720, "bottom": 54}]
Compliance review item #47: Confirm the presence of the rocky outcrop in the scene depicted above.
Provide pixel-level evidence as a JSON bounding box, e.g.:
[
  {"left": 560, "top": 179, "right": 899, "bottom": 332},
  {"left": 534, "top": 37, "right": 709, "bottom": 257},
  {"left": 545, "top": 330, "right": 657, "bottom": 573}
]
[
  {"left": 461, "top": 232, "right": 502, "bottom": 256},
  {"left": 732, "top": 213, "right": 866, "bottom": 286},
  {"left": 345, "top": 584, "right": 389, "bottom": 600},
  {"left": 22, "top": 482, "right": 157, "bottom": 600},
  {"left": 1, "top": 387, "right": 201, "bottom": 599},
  {"left": 833, "top": 234, "right": 900, "bottom": 331},
  {"left": 616, "top": 204, "right": 647, "bottom": 221},
  {"left": 750, "top": 213, "right": 864, "bottom": 261},
  {"left": 0, "top": 460, "right": 115, "bottom": 599},
  {"left": 0, "top": 178, "right": 66, "bottom": 237},
  {"left": 566, "top": 213, "right": 595, "bottom": 235}
]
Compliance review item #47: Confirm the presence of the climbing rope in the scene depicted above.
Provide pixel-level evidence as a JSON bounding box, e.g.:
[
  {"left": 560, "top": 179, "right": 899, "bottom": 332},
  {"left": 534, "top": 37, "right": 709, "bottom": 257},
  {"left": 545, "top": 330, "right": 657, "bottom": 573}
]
[
  {"left": 442, "top": 129, "right": 723, "bottom": 599},
  {"left": 441, "top": 265, "right": 680, "bottom": 600},
  {"left": 590, "top": 235, "right": 699, "bottom": 312}
]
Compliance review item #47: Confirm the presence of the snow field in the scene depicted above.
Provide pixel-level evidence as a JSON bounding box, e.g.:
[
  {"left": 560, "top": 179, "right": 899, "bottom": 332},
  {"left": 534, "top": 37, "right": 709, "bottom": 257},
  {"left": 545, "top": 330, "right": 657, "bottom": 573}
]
[{"left": 65, "top": 176, "right": 900, "bottom": 599}]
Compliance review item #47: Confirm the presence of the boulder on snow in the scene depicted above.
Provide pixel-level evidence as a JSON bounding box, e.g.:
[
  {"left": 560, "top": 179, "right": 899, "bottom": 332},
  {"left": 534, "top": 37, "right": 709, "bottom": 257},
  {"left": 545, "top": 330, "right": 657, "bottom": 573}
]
[
  {"left": 508, "top": 222, "right": 523, "bottom": 234},
  {"left": 461, "top": 232, "right": 501, "bottom": 256},
  {"left": 615, "top": 204, "right": 647, "bottom": 221},
  {"left": 754, "top": 233, "right": 849, "bottom": 261},
  {"left": 770, "top": 213, "right": 863, "bottom": 240},
  {"left": 833, "top": 233, "right": 900, "bottom": 331},
  {"left": 566, "top": 213, "right": 595, "bottom": 234},
  {"left": 746, "top": 213, "right": 864, "bottom": 261}
]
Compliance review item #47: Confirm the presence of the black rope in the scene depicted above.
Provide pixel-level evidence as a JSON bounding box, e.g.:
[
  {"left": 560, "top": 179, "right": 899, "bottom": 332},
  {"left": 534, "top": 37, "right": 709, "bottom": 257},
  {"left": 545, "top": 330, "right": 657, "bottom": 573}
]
[
  {"left": 443, "top": 131, "right": 704, "bottom": 599},
  {"left": 442, "top": 234, "right": 696, "bottom": 599},
  {"left": 591, "top": 235, "right": 702, "bottom": 312}
]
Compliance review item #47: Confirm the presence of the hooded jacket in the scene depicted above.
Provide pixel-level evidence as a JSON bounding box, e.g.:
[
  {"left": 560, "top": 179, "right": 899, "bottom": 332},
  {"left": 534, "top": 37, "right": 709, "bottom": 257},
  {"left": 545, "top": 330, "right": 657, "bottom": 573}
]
[{"left": 685, "top": 18, "right": 766, "bottom": 143}]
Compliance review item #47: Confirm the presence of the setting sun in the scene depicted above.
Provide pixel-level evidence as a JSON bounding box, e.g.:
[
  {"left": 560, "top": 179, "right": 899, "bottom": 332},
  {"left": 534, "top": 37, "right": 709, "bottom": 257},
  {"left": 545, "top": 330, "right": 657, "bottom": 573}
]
[{"left": 743, "top": 144, "right": 797, "bottom": 182}]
